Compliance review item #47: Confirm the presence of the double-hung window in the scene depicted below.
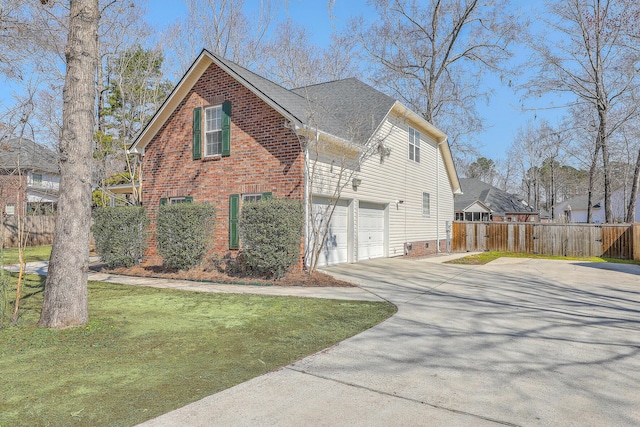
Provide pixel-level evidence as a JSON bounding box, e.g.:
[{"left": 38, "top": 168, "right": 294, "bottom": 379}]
[
  {"left": 205, "top": 105, "right": 223, "bottom": 156},
  {"left": 409, "top": 127, "right": 420, "bottom": 163},
  {"left": 422, "top": 192, "right": 430, "bottom": 217}
]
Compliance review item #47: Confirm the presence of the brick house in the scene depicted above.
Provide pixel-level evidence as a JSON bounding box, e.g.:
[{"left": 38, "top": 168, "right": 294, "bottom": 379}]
[
  {"left": 130, "top": 49, "right": 461, "bottom": 267},
  {"left": 0, "top": 137, "right": 59, "bottom": 217}
]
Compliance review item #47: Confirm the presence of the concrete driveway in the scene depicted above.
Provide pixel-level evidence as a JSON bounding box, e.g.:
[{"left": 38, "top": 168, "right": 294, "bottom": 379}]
[{"left": 139, "top": 256, "right": 640, "bottom": 427}]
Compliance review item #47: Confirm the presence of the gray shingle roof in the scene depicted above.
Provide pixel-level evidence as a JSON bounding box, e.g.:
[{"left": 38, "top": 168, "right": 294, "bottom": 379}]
[
  {"left": 456, "top": 178, "right": 538, "bottom": 216},
  {"left": 556, "top": 194, "right": 603, "bottom": 211},
  {"left": 0, "top": 138, "right": 59, "bottom": 174},
  {"left": 211, "top": 51, "right": 396, "bottom": 143}
]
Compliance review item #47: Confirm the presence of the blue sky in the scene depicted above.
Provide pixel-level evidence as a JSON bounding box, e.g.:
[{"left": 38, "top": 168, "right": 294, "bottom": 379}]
[
  {"left": 0, "top": 0, "right": 565, "bottom": 162},
  {"left": 146, "top": 0, "right": 564, "bottom": 162}
]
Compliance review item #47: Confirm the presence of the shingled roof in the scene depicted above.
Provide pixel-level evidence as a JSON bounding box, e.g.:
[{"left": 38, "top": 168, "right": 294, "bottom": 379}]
[
  {"left": 456, "top": 178, "right": 538, "bottom": 216},
  {"left": 130, "top": 49, "right": 461, "bottom": 194},
  {"left": 0, "top": 138, "right": 59, "bottom": 174},
  {"left": 214, "top": 52, "right": 395, "bottom": 143}
]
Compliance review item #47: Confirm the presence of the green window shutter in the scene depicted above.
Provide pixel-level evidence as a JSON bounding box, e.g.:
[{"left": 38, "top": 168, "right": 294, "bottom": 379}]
[
  {"left": 229, "top": 193, "right": 240, "bottom": 249},
  {"left": 159, "top": 198, "right": 167, "bottom": 205},
  {"left": 221, "top": 101, "right": 231, "bottom": 157},
  {"left": 185, "top": 196, "right": 194, "bottom": 203},
  {"left": 193, "top": 107, "right": 202, "bottom": 160},
  {"left": 261, "top": 192, "right": 272, "bottom": 200}
]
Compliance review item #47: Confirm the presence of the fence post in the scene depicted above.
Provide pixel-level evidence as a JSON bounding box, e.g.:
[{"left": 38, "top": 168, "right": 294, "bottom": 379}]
[{"left": 634, "top": 223, "right": 640, "bottom": 261}]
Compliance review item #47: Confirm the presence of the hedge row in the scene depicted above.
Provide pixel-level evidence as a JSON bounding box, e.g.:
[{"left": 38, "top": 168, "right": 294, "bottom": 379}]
[{"left": 91, "top": 198, "right": 303, "bottom": 277}]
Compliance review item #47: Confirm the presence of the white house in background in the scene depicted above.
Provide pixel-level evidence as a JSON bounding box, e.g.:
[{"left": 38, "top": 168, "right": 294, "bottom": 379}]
[
  {"left": 131, "top": 49, "right": 462, "bottom": 268},
  {"left": 554, "top": 189, "right": 640, "bottom": 223},
  {"left": 0, "top": 138, "right": 59, "bottom": 216}
]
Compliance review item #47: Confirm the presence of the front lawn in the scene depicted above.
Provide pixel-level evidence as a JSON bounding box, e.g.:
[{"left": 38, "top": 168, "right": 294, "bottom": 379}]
[
  {"left": 0, "top": 274, "right": 396, "bottom": 427},
  {"left": 1, "top": 245, "right": 52, "bottom": 265},
  {"left": 447, "top": 251, "right": 640, "bottom": 266}
]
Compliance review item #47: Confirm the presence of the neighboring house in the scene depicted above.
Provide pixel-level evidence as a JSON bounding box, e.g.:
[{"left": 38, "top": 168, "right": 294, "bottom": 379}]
[
  {"left": 130, "top": 49, "right": 461, "bottom": 267},
  {"left": 455, "top": 178, "right": 541, "bottom": 222},
  {"left": 0, "top": 138, "right": 59, "bottom": 216},
  {"left": 554, "top": 189, "right": 640, "bottom": 223}
]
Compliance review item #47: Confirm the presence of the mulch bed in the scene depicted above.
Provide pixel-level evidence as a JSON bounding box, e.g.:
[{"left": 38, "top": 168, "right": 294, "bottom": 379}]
[{"left": 94, "top": 260, "right": 355, "bottom": 288}]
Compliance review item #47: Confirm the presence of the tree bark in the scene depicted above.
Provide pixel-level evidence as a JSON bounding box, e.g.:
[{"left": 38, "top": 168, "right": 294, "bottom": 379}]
[
  {"left": 38, "top": 0, "right": 99, "bottom": 329},
  {"left": 626, "top": 147, "right": 640, "bottom": 223}
]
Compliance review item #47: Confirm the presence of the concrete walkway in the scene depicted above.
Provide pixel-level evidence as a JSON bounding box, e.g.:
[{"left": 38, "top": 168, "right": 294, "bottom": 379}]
[
  {"left": 7, "top": 259, "right": 384, "bottom": 302},
  {"left": 136, "top": 256, "right": 640, "bottom": 427}
]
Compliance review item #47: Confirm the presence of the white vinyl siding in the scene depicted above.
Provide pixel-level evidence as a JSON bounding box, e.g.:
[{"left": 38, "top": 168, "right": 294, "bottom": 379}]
[{"left": 310, "top": 114, "right": 455, "bottom": 260}]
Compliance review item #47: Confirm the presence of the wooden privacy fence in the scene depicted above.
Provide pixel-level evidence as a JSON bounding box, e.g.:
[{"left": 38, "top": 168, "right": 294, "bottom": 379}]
[
  {"left": 452, "top": 221, "right": 640, "bottom": 261},
  {"left": 1, "top": 216, "right": 56, "bottom": 247}
]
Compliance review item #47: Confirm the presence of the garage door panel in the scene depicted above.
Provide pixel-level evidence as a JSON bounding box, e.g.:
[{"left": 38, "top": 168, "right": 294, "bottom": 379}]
[
  {"left": 358, "top": 203, "right": 385, "bottom": 261},
  {"left": 313, "top": 198, "right": 348, "bottom": 267}
]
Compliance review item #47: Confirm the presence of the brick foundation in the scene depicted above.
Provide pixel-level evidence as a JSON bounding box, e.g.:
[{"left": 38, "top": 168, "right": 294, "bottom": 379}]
[{"left": 403, "top": 239, "right": 449, "bottom": 257}]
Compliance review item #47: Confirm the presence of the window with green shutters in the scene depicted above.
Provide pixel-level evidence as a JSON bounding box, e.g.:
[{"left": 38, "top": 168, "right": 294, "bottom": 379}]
[
  {"left": 195, "top": 101, "right": 231, "bottom": 159},
  {"left": 229, "top": 192, "right": 272, "bottom": 249},
  {"left": 193, "top": 107, "right": 202, "bottom": 160},
  {"left": 221, "top": 100, "right": 231, "bottom": 156},
  {"left": 229, "top": 194, "right": 240, "bottom": 249}
]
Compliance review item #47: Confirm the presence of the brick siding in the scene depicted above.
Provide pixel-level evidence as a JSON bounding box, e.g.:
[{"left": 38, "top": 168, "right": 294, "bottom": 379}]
[
  {"left": 142, "top": 62, "right": 305, "bottom": 261},
  {"left": 0, "top": 174, "right": 27, "bottom": 217},
  {"left": 404, "top": 239, "right": 448, "bottom": 257}
]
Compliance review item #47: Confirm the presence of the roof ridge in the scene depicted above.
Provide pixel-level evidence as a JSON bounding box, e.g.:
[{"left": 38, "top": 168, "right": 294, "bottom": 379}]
[{"left": 291, "top": 77, "right": 359, "bottom": 91}]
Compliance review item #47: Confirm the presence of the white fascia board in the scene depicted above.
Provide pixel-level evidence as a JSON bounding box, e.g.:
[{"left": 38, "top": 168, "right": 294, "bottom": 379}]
[{"left": 130, "top": 51, "right": 212, "bottom": 152}]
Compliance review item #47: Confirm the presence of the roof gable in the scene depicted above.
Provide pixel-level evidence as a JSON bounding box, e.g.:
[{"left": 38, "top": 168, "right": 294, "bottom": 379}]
[
  {"left": 132, "top": 50, "right": 400, "bottom": 152},
  {"left": 456, "top": 178, "right": 537, "bottom": 215},
  {"left": 130, "top": 50, "right": 461, "bottom": 194}
]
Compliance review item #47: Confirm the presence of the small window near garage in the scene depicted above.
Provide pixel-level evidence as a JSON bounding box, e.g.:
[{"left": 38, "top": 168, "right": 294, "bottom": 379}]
[
  {"left": 5, "top": 204, "right": 15, "bottom": 216},
  {"left": 409, "top": 127, "right": 421, "bottom": 163},
  {"left": 32, "top": 173, "right": 43, "bottom": 185},
  {"left": 242, "top": 194, "right": 263, "bottom": 204},
  {"left": 159, "top": 196, "right": 193, "bottom": 205},
  {"left": 422, "top": 192, "right": 430, "bottom": 217}
]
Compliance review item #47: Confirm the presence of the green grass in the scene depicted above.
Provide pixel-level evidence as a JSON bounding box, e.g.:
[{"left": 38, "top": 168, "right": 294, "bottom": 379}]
[
  {"left": 446, "top": 251, "right": 640, "bottom": 266},
  {"left": 1, "top": 245, "right": 52, "bottom": 265},
  {"left": 0, "top": 274, "right": 396, "bottom": 427}
]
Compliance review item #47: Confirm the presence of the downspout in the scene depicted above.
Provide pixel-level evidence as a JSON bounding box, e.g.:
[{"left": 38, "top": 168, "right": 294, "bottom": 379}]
[
  {"left": 304, "top": 143, "right": 310, "bottom": 269},
  {"left": 436, "top": 139, "right": 445, "bottom": 253}
]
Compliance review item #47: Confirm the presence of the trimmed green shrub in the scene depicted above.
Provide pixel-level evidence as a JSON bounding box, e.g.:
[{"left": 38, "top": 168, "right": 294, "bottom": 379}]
[
  {"left": 239, "top": 198, "right": 303, "bottom": 278},
  {"left": 156, "top": 202, "right": 216, "bottom": 270},
  {"left": 92, "top": 206, "right": 149, "bottom": 268}
]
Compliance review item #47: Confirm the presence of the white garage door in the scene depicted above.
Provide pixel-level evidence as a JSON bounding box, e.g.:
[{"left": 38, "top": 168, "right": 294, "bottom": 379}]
[
  {"left": 358, "top": 202, "right": 385, "bottom": 261},
  {"left": 312, "top": 197, "right": 349, "bottom": 267}
]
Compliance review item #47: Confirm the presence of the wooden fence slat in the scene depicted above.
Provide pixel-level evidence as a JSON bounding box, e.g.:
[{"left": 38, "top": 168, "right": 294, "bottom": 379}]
[
  {"left": 2, "top": 216, "right": 56, "bottom": 247},
  {"left": 452, "top": 221, "right": 638, "bottom": 260}
]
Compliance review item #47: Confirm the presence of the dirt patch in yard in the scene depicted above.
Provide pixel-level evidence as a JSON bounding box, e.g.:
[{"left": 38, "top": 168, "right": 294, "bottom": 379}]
[{"left": 94, "top": 260, "right": 355, "bottom": 288}]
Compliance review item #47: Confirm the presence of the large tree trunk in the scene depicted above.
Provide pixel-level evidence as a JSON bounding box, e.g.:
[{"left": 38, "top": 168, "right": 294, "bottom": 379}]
[
  {"left": 38, "top": 0, "right": 99, "bottom": 329},
  {"left": 599, "top": 110, "right": 613, "bottom": 223},
  {"left": 626, "top": 147, "right": 640, "bottom": 223}
]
